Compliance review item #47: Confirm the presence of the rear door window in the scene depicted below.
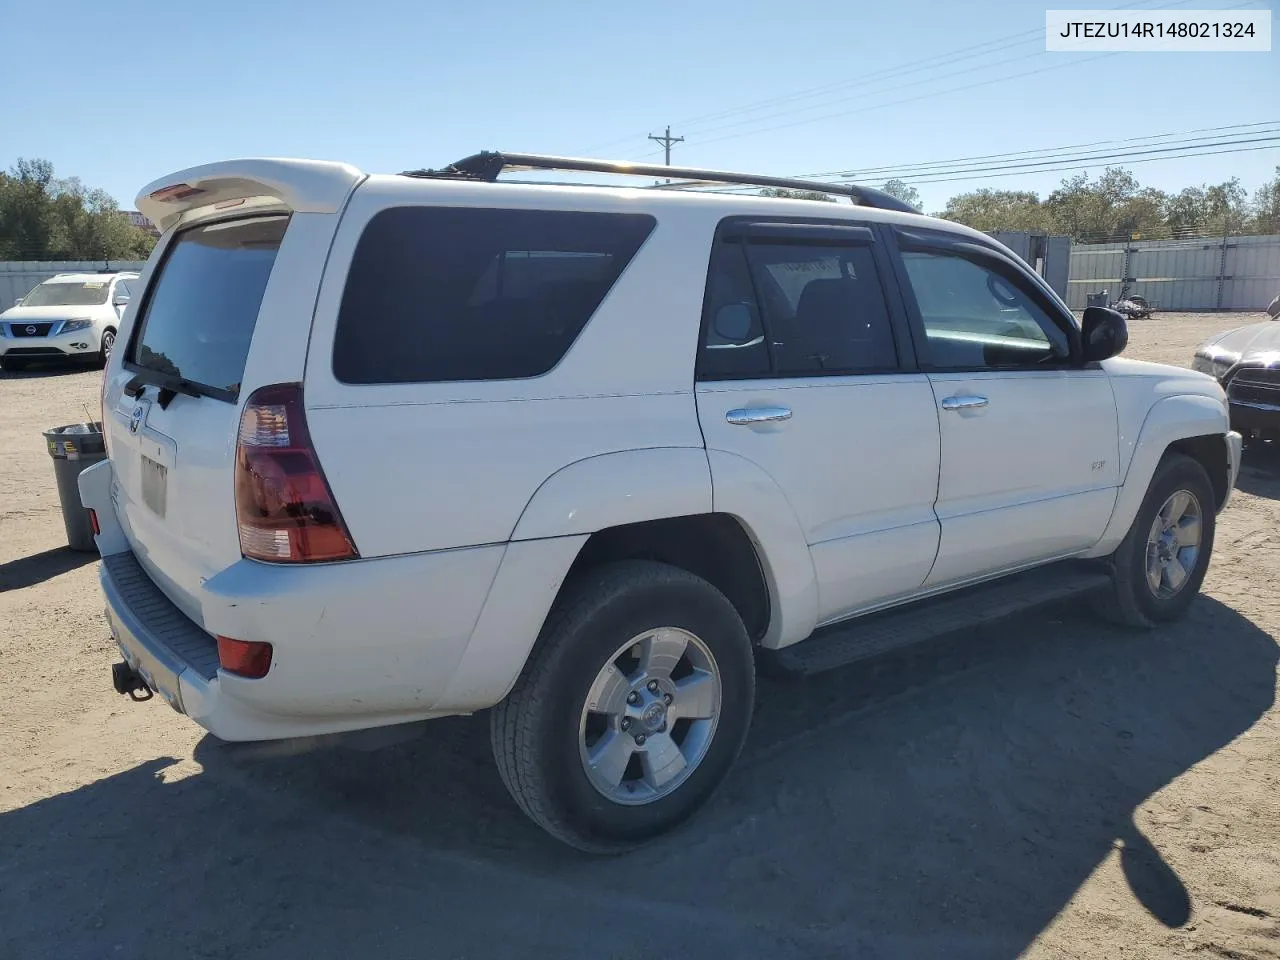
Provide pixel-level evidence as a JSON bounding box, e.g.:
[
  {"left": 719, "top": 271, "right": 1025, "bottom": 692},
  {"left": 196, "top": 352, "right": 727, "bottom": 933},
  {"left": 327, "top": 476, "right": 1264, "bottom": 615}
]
[
  {"left": 698, "top": 233, "right": 901, "bottom": 380},
  {"left": 127, "top": 215, "right": 288, "bottom": 397},
  {"left": 332, "top": 206, "right": 656, "bottom": 384}
]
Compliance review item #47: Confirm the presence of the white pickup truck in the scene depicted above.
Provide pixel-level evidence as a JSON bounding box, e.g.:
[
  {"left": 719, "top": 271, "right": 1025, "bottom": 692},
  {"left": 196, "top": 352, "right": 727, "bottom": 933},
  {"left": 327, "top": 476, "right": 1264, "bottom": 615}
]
[{"left": 81, "top": 152, "right": 1242, "bottom": 852}]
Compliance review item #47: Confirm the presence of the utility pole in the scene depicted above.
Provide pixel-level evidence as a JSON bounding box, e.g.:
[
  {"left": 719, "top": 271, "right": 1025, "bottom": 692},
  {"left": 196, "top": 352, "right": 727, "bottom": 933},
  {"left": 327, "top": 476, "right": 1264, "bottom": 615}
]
[
  {"left": 648, "top": 125, "right": 684, "bottom": 166},
  {"left": 648, "top": 126, "right": 684, "bottom": 184}
]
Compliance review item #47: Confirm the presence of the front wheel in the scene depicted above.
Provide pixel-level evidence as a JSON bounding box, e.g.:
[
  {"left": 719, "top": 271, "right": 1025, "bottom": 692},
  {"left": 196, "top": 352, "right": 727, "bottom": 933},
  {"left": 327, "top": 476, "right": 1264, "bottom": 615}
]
[
  {"left": 1092, "top": 452, "right": 1216, "bottom": 627},
  {"left": 490, "top": 560, "right": 755, "bottom": 853},
  {"left": 99, "top": 329, "right": 116, "bottom": 366}
]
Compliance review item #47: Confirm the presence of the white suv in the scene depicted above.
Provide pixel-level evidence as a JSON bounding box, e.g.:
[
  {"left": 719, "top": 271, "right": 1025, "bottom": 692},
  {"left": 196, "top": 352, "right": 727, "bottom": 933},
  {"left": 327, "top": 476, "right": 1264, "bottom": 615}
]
[
  {"left": 0, "top": 271, "right": 136, "bottom": 370},
  {"left": 81, "top": 153, "right": 1242, "bottom": 852}
]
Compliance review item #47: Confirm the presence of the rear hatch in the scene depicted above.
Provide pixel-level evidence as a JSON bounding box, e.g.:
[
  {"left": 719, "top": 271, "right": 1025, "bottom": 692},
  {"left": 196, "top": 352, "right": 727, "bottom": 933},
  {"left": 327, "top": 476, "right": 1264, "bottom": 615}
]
[{"left": 102, "top": 160, "right": 363, "bottom": 625}]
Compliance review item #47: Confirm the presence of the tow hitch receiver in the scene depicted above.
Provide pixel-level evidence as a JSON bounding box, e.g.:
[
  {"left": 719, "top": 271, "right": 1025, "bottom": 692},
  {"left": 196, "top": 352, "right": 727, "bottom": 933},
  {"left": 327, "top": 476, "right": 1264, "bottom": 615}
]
[{"left": 112, "top": 661, "right": 154, "bottom": 701}]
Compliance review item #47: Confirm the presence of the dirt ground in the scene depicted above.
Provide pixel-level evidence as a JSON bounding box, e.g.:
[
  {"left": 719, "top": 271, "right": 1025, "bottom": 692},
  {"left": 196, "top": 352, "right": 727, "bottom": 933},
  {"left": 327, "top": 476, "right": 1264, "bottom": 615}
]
[{"left": 2, "top": 314, "right": 1278, "bottom": 960}]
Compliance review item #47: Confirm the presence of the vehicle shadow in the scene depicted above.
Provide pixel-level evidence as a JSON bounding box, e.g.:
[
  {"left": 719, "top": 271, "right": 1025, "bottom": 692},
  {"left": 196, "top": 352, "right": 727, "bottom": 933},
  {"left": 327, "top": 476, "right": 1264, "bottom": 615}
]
[
  {"left": 0, "top": 545, "right": 97, "bottom": 592},
  {"left": 1, "top": 597, "right": 1274, "bottom": 959},
  {"left": 0, "top": 361, "right": 98, "bottom": 379},
  {"left": 1236, "top": 441, "right": 1280, "bottom": 499}
]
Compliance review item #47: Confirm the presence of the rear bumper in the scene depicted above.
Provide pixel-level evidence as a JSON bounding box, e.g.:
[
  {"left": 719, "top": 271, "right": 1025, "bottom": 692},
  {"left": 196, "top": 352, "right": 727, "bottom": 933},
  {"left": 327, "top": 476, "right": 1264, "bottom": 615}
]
[
  {"left": 81, "top": 456, "right": 589, "bottom": 742},
  {"left": 102, "top": 550, "right": 423, "bottom": 741}
]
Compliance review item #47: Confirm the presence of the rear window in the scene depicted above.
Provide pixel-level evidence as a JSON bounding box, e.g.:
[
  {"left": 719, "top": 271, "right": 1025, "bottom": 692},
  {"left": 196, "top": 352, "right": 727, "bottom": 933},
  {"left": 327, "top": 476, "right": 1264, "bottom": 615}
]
[
  {"left": 333, "top": 206, "right": 656, "bottom": 384},
  {"left": 127, "top": 215, "right": 288, "bottom": 396}
]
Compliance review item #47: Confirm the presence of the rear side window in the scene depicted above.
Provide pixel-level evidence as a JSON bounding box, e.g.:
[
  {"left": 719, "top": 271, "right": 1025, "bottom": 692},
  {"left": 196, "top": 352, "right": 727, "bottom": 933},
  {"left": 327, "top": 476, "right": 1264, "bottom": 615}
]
[
  {"left": 333, "top": 207, "right": 656, "bottom": 384},
  {"left": 128, "top": 215, "right": 288, "bottom": 396},
  {"left": 699, "top": 235, "right": 899, "bottom": 380}
]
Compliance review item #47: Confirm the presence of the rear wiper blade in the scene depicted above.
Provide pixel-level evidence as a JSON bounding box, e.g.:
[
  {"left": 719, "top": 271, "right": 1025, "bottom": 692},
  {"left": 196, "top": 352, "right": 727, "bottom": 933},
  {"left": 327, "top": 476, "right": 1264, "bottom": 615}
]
[{"left": 124, "top": 370, "right": 206, "bottom": 409}]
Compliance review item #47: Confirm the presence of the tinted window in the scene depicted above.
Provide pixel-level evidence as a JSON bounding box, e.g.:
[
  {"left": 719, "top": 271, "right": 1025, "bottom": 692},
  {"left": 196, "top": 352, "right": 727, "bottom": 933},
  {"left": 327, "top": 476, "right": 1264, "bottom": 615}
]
[
  {"left": 333, "top": 207, "right": 656, "bottom": 384},
  {"left": 114, "top": 280, "right": 132, "bottom": 301},
  {"left": 128, "top": 215, "right": 287, "bottom": 395},
  {"left": 901, "top": 251, "right": 1070, "bottom": 369},
  {"left": 700, "top": 242, "right": 769, "bottom": 379},
  {"left": 699, "top": 237, "right": 898, "bottom": 380}
]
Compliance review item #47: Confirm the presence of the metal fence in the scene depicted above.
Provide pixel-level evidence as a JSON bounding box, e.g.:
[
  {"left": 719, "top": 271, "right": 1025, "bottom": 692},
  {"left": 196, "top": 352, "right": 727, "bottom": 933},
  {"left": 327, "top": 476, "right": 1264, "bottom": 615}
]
[
  {"left": 0, "top": 261, "right": 146, "bottom": 308},
  {"left": 1067, "top": 234, "right": 1280, "bottom": 312}
]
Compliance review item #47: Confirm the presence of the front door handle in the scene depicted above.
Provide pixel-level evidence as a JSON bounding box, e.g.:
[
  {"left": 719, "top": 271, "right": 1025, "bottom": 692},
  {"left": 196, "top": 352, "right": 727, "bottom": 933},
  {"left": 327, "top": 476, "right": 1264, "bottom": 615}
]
[
  {"left": 726, "top": 406, "right": 793, "bottom": 425},
  {"left": 940, "top": 395, "right": 989, "bottom": 411}
]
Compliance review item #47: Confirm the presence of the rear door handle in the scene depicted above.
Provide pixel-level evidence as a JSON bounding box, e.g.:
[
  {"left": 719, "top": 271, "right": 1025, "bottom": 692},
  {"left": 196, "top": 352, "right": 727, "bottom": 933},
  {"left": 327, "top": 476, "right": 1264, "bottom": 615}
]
[
  {"left": 726, "top": 406, "right": 793, "bottom": 425},
  {"left": 940, "top": 395, "right": 989, "bottom": 411}
]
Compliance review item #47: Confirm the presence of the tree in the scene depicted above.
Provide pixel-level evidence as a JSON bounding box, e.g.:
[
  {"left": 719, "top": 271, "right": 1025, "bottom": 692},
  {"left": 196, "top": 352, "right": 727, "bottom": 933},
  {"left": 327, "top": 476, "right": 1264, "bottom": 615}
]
[
  {"left": 1250, "top": 166, "right": 1280, "bottom": 235},
  {"left": 758, "top": 188, "right": 836, "bottom": 202},
  {"left": 881, "top": 179, "right": 921, "bottom": 210},
  {"left": 0, "top": 158, "right": 155, "bottom": 261},
  {"left": 938, "top": 189, "right": 1049, "bottom": 233}
]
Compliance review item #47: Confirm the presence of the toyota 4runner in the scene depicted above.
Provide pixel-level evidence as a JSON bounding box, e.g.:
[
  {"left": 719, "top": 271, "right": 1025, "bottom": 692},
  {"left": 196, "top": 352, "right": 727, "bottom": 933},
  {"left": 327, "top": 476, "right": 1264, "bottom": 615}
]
[{"left": 81, "top": 152, "right": 1242, "bottom": 852}]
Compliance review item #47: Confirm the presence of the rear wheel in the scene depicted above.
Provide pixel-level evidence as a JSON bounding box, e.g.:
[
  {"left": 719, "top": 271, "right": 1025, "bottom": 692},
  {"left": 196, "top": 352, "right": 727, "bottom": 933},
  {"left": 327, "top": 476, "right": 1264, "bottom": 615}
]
[
  {"left": 490, "top": 560, "right": 755, "bottom": 853},
  {"left": 1092, "top": 453, "right": 1216, "bottom": 627}
]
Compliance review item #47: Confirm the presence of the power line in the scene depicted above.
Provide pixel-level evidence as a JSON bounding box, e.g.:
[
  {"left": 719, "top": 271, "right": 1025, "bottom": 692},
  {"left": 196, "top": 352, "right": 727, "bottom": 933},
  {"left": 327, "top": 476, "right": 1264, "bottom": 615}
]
[
  {"left": 800, "top": 121, "right": 1280, "bottom": 179},
  {"left": 826, "top": 132, "right": 1280, "bottom": 185},
  {"left": 868, "top": 139, "right": 1280, "bottom": 187},
  {"left": 573, "top": 0, "right": 1205, "bottom": 157}
]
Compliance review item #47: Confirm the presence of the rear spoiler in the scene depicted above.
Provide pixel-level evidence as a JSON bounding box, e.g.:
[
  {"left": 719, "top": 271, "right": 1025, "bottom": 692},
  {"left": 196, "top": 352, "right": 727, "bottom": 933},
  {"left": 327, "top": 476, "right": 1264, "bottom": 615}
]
[{"left": 136, "top": 158, "right": 367, "bottom": 233}]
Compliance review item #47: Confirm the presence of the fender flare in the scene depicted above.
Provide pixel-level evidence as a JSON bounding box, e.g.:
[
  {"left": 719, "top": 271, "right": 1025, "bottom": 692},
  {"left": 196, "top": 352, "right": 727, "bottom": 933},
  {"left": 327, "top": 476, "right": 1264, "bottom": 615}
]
[
  {"left": 509, "top": 447, "right": 713, "bottom": 541},
  {"left": 1084, "top": 393, "right": 1229, "bottom": 558}
]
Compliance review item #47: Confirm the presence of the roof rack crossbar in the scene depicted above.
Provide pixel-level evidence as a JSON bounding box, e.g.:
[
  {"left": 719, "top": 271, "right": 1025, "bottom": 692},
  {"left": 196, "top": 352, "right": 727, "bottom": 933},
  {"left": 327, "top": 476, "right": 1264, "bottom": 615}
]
[{"left": 401, "top": 151, "right": 919, "bottom": 214}]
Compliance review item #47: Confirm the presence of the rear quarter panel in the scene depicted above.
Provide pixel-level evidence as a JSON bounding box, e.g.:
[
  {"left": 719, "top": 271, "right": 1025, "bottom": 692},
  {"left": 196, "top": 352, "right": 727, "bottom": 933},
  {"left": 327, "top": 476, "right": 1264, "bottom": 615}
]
[{"left": 302, "top": 178, "right": 721, "bottom": 558}]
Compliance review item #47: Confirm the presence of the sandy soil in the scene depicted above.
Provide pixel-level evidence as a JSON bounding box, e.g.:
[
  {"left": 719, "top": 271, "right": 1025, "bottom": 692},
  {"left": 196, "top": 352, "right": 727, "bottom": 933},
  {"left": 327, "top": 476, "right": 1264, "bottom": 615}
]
[{"left": 1, "top": 315, "right": 1278, "bottom": 960}]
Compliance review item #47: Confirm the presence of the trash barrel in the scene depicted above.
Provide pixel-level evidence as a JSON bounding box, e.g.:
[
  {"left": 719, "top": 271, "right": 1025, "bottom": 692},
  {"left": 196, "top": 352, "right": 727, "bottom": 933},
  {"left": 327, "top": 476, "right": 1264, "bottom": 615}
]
[
  {"left": 1086, "top": 291, "right": 1110, "bottom": 309},
  {"left": 44, "top": 422, "right": 107, "bottom": 552}
]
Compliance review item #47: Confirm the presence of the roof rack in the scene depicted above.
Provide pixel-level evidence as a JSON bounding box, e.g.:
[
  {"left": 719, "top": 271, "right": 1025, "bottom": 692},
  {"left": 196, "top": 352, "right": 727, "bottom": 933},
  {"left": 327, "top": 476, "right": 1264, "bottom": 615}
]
[{"left": 400, "top": 151, "right": 919, "bottom": 214}]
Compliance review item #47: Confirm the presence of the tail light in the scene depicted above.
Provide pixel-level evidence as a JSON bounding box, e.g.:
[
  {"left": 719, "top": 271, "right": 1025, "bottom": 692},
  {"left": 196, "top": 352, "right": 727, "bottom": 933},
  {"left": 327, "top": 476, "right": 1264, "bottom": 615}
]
[
  {"left": 233, "top": 383, "right": 358, "bottom": 563},
  {"left": 217, "top": 636, "right": 273, "bottom": 679}
]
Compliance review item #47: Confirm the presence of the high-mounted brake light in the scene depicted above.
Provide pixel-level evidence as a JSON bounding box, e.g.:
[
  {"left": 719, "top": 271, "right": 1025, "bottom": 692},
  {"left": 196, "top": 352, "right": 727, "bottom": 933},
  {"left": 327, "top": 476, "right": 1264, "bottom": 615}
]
[
  {"left": 233, "top": 383, "right": 358, "bottom": 563},
  {"left": 148, "top": 183, "right": 205, "bottom": 202}
]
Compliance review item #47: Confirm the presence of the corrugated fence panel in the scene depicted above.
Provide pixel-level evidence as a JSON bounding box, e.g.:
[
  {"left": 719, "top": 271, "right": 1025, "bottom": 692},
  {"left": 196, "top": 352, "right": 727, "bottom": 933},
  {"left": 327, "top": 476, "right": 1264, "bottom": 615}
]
[
  {"left": 1066, "top": 245, "right": 1125, "bottom": 309},
  {"left": 0, "top": 261, "right": 145, "bottom": 308},
  {"left": 1069, "top": 234, "right": 1280, "bottom": 311},
  {"left": 1224, "top": 236, "right": 1280, "bottom": 311}
]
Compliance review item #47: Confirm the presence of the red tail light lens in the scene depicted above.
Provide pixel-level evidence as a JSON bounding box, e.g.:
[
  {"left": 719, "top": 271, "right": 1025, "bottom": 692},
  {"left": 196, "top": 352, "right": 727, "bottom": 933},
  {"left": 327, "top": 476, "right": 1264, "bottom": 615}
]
[
  {"left": 233, "top": 383, "right": 358, "bottom": 563},
  {"left": 88, "top": 509, "right": 100, "bottom": 535},
  {"left": 217, "top": 636, "right": 273, "bottom": 679}
]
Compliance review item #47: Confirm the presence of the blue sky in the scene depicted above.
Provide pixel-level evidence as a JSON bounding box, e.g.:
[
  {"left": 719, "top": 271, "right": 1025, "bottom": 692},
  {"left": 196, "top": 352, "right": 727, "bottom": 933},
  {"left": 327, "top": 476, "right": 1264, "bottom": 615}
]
[{"left": 5, "top": 0, "right": 1277, "bottom": 213}]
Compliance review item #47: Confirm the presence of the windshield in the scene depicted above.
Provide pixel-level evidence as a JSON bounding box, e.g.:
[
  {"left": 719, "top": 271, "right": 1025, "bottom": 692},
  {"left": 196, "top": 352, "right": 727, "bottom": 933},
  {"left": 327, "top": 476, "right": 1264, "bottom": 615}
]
[
  {"left": 21, "top": 280, "right": 112, "bottom": 307},
  {"left": 128, "top": 215, "right": 288, "bottom": 396}
]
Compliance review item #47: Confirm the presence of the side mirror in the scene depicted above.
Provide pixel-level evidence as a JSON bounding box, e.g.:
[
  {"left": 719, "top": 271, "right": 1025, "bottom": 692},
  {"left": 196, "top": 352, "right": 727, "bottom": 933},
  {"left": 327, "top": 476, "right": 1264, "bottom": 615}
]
[
  {"left": 1082, "top": 306, "right": 1128, "bottom": 362},
  {"left": 13, "top": 298, "right": 22, "bottom": 307},
  {"left": 113, "top": 297, "right": 130, "bottom": 307}
]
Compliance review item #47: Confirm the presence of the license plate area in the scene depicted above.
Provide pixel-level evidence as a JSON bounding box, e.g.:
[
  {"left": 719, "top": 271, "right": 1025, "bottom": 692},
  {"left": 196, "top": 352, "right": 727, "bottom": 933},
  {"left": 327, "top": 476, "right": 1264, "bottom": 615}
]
[{"left": 140, "top": 455, "right": 168, "bottom": 517}]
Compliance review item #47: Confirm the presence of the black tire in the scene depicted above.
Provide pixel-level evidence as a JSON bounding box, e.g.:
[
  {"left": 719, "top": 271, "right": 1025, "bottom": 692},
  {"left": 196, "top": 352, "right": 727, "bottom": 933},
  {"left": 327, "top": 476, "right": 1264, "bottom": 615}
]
[
  {"left": 490, "top": 560, "right": 755, "bottom": 853},
  {"left": 99, "top": 328, "right": 116, "bottom": 367},
  {"left": 1091, "top": 452, "right": 1216, "bottom": 628}
]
